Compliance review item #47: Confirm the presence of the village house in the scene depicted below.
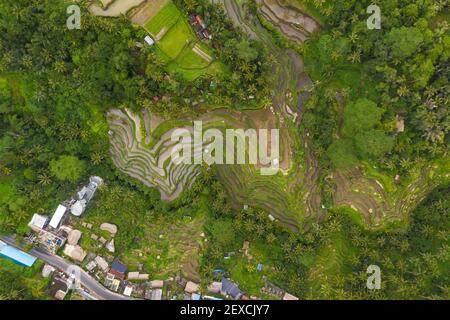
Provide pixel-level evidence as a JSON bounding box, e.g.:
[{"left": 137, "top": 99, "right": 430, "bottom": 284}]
[
  {"left": 283, "top": 292, "right": 299, "bottom": 300},
  {"left": 207, "top": 281, "right": 222, "bottom": 294},
  {"left": 106, "top": 239, "right": 115, "bottom": 253},
  {"left": 184, "top": 281, "right": 200, "bottom": 294},
  {"left": 123, "top": 284, "right": 134, "bottom": 297},
  {"left": 151, "top": 289, "right": 163, "bottom": 300},
  {"left": 63, "top": 244, "right": 87, "bottom": 262},
  {"left": 127, "top": 272, "right": 150, "bottom": 281},
  {"left": 48, "top": 273, "right": 70, "bottom": 300},
  {"left": 28, "top": 213, "right": 67, "bottom": 254},
  {"left": 110, "top": 279, "right": 121, "bottom": 292},
  {"left": 144, "top": 35, "right": 154, "bottom": 46},
  {"left": 221, "top": 278, "right": 244, "bottom": 300},
  {"left": 188, "top": 14, "right": 212, "bottom": 41},
  {"left": 109, "top": 259, "right": 127, "bottom": 280},
  {"left": 95, "top": 256, "right": 109, "bottom": 272},
  {"left": 100, "top": 223, "right": 117, "bottom": 236},
  {"left": 262, "top": 280, "right": 284, "bottom": 298},
  {"left": 86, "top": 260, "right": 97, "bottom": 272},
  {"left": 42, "top": 264, "right": 55, "bottom": 278},
  {"left": 105, "top": 273, "right": 115, "bottom": 287},
  {"left": 150, "top": 280, "right": 164, "bottom": 289}
]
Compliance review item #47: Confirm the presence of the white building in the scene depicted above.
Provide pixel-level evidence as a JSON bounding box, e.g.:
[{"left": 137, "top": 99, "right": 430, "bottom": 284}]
[
  {"left": 49, "top": 205, "right": 67, "bottom": 229},
  {"left": 123, "top": 285, "right": 133, "bottom": 297},
  {"left": 28, "top": 214, "right": 49, "bottom": 231},
  {"left": 144, "top": 35, "right": 154, "bottom": 46},
  {"left": 71, "top": 176, "right": 103, "bottom": 216}
]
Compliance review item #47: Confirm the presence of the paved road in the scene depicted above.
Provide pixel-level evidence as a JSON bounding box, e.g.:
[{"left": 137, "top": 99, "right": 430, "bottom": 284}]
[{"left": 1, "top": 236, "right": 132, "bottom": 300}]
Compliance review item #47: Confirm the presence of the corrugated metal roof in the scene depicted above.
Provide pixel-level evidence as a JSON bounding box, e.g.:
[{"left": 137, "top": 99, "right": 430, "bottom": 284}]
[
  {"left": 49, "top": 204, "right": 67, "bottom": 229},
  {"left": 0, "top": 245, "right": 37, "bottom": 267},
  {"left": 221, "top": 278, "right": 243, "bottom": 299}
]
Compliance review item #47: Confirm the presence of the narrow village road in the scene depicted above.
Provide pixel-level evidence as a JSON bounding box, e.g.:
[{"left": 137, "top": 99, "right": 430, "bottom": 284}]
[{"left": 1, "top": 236, "right": 133, "bottom": 300}]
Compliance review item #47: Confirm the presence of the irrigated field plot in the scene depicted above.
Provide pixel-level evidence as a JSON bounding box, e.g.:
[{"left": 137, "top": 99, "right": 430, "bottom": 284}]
[
  {"left": 157, "top": 19, "right": 194, "bottom": 59},
  {"left": 135, "top": 1, "right": 225, "bottom": 80},
  {"left": 144, "top": 2, "right": 180, "bottom": 36}
]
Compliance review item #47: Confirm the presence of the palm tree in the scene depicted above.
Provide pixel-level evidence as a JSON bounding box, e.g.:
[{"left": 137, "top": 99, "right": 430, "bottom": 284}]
[
  {"left": 0, "top": 165, "right": 11, "bottom": 176},
  {"left": 348, "top": 51, "right": 361, "bottom": 64},
  {"left": 37, "top": 172, "right": 52, "bottom": 186},
  {"left": 349, "top": 32, "right": 359, "bottom": 43},
  {"left": 397, "top": 85, "right": 409, "bottom": 97},
  {"left": 331, "top": 51, "right": 341, "bottom": 62},
  {"left": 238, "top": 61, "right": 251, "bottom": 73},
  {"left": 91, "top": 152, "right": 104, "bottom": 165},
  {"left": 184, "top": 0, "right": 198, "bottom": 12}
]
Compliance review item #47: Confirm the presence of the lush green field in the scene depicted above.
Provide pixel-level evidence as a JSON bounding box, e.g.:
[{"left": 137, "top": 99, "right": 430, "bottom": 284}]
[
  {"left": 176, "top": 46, "right": 210, "bottom": 69},
  {"left": 157, "top": 19, "right": 194, "bottom": 59},
  {"left": 144, "top": 2, "right": 180, "bottom": 36},
  {"left": 144, "top": 1, "right": 226, "bottom": 80}
]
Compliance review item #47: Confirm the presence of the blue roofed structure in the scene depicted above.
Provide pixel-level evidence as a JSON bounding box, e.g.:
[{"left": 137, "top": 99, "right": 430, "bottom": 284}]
[
  {"left": 111, "top": 259, "right": 127, "bottom": 273},
  {"left": 110, "top": 258, "right": 127, "bottom": 280},
  {"left": 0, "top": 241, "right": 37, "bottom": 267}
]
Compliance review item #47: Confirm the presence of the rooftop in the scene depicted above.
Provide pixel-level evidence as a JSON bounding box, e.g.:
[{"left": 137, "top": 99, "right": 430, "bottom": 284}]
[
  {"left": 0, "top": 243, "right": 37, "bottom": 267},
  {"left": 49, "top": 204, "right": 67, "bottom": 229},
  {"left": 29, "top": 213, "right": 48, "bottom": 230},
  {"left": 111, "top": 259, "right": 127, "bottom": 274},
  {"left": 221, "top": 278, "right": 243, "bottom": 299}
]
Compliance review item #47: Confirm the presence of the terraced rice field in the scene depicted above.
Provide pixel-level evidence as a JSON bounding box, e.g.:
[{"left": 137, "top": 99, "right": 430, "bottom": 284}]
[
  {"left": 107, "top": 106, "right": 319, "bottom": 230},
  {"left": 89, "top": 0, "right": 145, "bottom": 17},
  {"left": 332, "top": 159, "right": 450, "bottom": 229},
  {"left": 107, "top": 109, "right": 200, "bottom": 201},
  {"left": 257, "top": 0, "right": 320, "bottom": 43}
]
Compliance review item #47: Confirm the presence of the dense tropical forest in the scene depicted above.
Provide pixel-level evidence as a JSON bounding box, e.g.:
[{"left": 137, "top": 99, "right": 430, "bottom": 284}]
[
  {"left": 300, "top": 0, "right": 449, "bottom": 172},
  {"left": 0, "top": 0, "right": 448, "bottom": 300}
]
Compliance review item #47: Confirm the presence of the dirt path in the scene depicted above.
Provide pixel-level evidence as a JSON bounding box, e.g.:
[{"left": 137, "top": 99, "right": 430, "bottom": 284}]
[{"left": 192, "top": 45, "right": 213, "bottom": 63}]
